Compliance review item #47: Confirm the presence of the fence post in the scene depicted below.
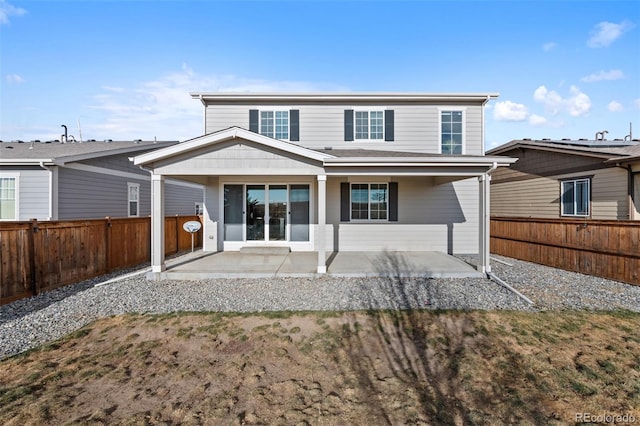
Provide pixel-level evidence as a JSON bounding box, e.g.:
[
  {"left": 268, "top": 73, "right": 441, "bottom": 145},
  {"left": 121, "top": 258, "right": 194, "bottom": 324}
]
[
  {"left": 29, "top": 218, "right": 38, "bottom": 295},
  {"left": 175, "top": 215, "right": 179, "bottom": 253},
  {"left": 105, "top": 216, "right": 112, "bottom": 273}
]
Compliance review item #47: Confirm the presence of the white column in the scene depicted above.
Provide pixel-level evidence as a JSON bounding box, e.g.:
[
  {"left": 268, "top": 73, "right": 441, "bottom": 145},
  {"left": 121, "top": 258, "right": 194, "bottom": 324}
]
[
  {"left": 151, "top": 174, "right": 166, "bottom": 273},
  {"left": 478, "top": 174, "right": 491, "bottom": 274},
  {"left": 317, "top": 175, "right": 327, "bottom": 274}
]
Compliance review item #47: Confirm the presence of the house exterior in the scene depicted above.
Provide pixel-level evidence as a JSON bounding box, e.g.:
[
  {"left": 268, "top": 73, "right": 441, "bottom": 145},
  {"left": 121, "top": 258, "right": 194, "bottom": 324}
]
[
  {"left": 133, "top": 92, "right": 516, "bottom": 275},
  {"left": 487, "top": 138, "right": 640, "bottom": 220},
  {"left": 0, "top": 140, "right": 204, "bottom": 221}
]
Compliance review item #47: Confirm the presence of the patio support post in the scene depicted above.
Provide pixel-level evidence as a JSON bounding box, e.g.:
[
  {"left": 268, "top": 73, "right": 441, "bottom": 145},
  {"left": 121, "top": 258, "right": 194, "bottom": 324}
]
[
  {"left": 317, "top": 174, "right": 327, "bottom": 273},
  {"left": 151, "top": 174, "right": 166, "bottom": 273},
  {"left": 478, "top": 173, "right": 491, "bottom": 274}
]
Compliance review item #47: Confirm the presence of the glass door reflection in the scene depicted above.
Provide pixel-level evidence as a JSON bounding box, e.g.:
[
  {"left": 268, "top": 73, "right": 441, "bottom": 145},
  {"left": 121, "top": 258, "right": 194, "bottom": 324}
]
[
  {"left": 246, "top": 185, "right": 265, "bottom": 240},
  {"left": 268, "top": 185, "right": 287, "bottom": 241}
]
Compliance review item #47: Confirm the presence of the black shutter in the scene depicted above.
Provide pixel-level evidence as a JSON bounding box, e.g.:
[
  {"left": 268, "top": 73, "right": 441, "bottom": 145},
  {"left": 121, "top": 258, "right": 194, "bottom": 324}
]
[
  {"left": 344, "top": 110, "right": 354, "bottom": 141},
  {"left": 389, "top": 182, "right": 398, "bottom": 221},
  {"left": 249, "top": 109, "right": 259, "bottom": 133},
  {"left": 385, "top": 110, "right": 394, "bottom": 142},
  {"left": 340, "top": 182, "right": 350, "bottom": 222},
  {"left": 290, "top": 109, "right": 299, "bottom": 141}
]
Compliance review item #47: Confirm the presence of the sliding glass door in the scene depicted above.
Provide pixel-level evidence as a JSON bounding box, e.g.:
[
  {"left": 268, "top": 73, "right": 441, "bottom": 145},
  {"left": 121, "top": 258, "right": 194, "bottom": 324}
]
[
  {"left": 225, "top": 184, "right": 309, "bottom": 243},
  {"left": 268, "top": 185, "right": 287, "bottom": 241}
]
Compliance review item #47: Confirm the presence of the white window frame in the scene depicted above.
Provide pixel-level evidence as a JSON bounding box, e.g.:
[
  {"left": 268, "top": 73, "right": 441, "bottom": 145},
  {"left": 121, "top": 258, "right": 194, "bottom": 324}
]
[
  {"left": 195, "top": 202, "right": 203, "bottom": 216},
  {"left": 350, "top": 182, "right": 388, "bottom": 221},
  {"left": 128, "top": 182, "right": 140, "bottom": 217},
  {"left": 561, "top": 178, "right": 590, "bottom": 217},
  {"left": 259, "top": 110, "right": 290, "bottom": 140},
  {"left": 0, "top": 173, "right": 19, "bottom": 221},
  {"left": 438, "top": 107, "right": 466, "bottom": 155},
  {"left": 354, "top": 109, "right": 385, "bottom": 141}
]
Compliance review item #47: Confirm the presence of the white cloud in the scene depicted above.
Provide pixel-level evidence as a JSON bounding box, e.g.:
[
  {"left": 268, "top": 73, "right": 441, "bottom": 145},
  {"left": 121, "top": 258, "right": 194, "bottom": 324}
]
[
  {"left": 101, "top": 86, "right": 125, "bottom": 93},
  {"left": 567, "top": 86, "right": 591, "bottom": 117},
  {"left": 528, "top": 114, "right": 547, "bottom": 126},
  {"left": 5, "top": 73, "right": 24, "bottom": 83},
  {"left": 542, "top": 42, "right": 557, "bottom": 52},
  {"left": 0, "top": 0, "right": 26, "bottom": 25},
  {"left": 587, "top": 20, "right": 634, "bottom": 48},
  {"left": 635, "top": 99, "right": 640, "bottom": 109},
  {"left": 533, "top": 85, "right": 591, "bottom": 117},
  {"left": 608, "top": 101, "right": 624, "bottom": 112},
  {"left": 581, "top": 69, "right": 625, "bottom": 82},
  {"left": 493, "top": 101, "right": 529, "bottom": 121},
  {"left": 85, "top": 64, "right": 347, "bottom": 141}
]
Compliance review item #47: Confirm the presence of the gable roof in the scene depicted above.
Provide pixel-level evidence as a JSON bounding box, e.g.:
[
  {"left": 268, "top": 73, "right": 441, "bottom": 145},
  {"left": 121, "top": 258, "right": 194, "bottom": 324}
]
[
  {"left": 487, "top": 139, "right": 640, "bottom": 162},
  {"left": 1, "top": 140, "right": 178, "bottom": 166},
  {"left": 133, "top": 127, "right": 335, "bottom": 166}
]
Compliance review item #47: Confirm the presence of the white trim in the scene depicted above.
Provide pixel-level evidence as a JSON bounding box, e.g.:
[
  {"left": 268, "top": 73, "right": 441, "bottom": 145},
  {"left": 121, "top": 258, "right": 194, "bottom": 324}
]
[
  {"left": 560, "top": 177, "right": 591, "bottom": 217},
  {"left": 438, "top": 107, "right": 467, "bottom": 155},
  {"left": 220, "top": 180, "right": 314, "bottom": 250},
  {"left": 191, "top": 92, "right": 500, "bottom": 103},
  {"left": 257, "top": 108, "right": 292, "bottom": 141},
  {"left": 0, "top": 172, "right": 20, "bottom": 221},
  {"left": 349, "top": 182, "right": 389, "bottom": 222},
  {"left": 127, "top": 182, "right": 140, "bottom": 217},
  {"left": 353, "top": 109, "right": 385, "bottom": 141}
]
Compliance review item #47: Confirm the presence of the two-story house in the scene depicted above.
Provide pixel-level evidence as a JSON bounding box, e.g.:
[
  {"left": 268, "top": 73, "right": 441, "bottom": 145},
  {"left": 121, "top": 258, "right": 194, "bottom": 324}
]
[{"left": 133, "top": 93, "right": 515, "bottom": 275}]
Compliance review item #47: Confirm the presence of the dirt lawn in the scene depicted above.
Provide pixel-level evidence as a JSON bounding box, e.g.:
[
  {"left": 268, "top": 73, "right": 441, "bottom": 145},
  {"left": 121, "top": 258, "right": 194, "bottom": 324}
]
[{"left": 1, "top": 310, "right": 639, "bottom": 425}]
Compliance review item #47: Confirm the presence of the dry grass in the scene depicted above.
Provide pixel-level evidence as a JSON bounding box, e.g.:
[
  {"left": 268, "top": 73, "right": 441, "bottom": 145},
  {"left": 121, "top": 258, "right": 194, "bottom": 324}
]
[{"left": 1, "top": 310, "right": 639, "bottom": 425}]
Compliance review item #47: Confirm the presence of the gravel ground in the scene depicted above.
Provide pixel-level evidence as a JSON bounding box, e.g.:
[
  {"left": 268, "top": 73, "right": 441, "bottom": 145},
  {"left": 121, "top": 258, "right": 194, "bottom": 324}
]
[{"left": 1, "top": 254, "right": 639, "bottom": 359}]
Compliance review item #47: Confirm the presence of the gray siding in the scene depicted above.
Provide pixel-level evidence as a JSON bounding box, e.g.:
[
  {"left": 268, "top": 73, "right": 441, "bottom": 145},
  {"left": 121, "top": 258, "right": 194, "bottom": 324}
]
[
  {"left": 58, "top": 167, "right": 149, "bottom": 219},
  {"left": 165, "top": 181, "right": 204, "bottom": 216},
  {"left": 491, "top": 167, "right": 629, "bottom": 220},
  {"left": 80, "top": 152, "right": 152, "bottom": 176},
  {"left": 2, "top": 166, "right": 51, "bottom": 221},
  {"left": 204, "top": 103, "right": 485, "bottom": 155},
  {"left": 324, "top": 176, "right": 479, "bottom": 253}
]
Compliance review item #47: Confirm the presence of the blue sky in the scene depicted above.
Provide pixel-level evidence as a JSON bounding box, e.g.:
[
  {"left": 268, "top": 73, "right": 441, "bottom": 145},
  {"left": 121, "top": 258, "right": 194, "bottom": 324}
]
[{"left": 1, "top": 0, "right": 639, "bottom": 150}]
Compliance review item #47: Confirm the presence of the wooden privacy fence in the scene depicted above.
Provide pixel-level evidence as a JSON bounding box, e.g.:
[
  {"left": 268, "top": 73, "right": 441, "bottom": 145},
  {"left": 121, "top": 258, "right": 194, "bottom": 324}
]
[
  {"left": 0, "top": 215, "right": 202, "bottom": 305},
  {"left": 491, "top": 217, "right": 640, "bottom": 286}
]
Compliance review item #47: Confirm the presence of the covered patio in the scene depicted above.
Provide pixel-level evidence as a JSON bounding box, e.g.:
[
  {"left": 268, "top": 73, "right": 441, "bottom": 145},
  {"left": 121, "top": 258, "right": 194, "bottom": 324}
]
[
  {"left": 148, "top": 250, "right": 484, "bottom": 280},
  {"left": 133, "top": 127, "right": 516, "bottom": 279}
]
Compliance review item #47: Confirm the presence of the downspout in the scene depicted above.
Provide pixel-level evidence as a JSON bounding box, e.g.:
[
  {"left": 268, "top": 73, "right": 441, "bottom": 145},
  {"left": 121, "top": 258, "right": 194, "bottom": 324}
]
[
  {"left": 628, "top": 164, "right": 636, "bottom": 220},
  {"left": 39, "top": 162, "right": 55, "bottom": 220},
  {"left": 482, "top": 160, "right": 535, "bottom": 306}
]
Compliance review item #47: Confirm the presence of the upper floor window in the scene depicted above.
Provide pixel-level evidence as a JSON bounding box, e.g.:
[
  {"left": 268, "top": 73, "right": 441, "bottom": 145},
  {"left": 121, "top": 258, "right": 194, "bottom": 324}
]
[
  {"left": 561, "top": 178, "right": 590, "bottom": 217},
  {"left": 355, "top": 111, "right": 384, "bottom": 140},
  {"left": 250, "top": 109, "right": 299, "bottom": 141},
  {"left": 441, "top": 110, "right": 463, "bottom": 154},
  {"left": 128, "top": 183, "right": 140, "bottom": 217},
  {"left": 344, "top": 109, "right": 394, "bottom": 142},
  {"left": 261, "top": 110, "right": 289, "bottom": 140},
  {"left": 0, "top": 176, "right": 18, "bottom": 220}
]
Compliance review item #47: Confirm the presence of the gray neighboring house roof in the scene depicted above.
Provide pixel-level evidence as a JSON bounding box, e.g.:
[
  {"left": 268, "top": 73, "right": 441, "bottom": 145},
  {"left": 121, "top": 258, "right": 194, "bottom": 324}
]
[
  {"left": 0, "top": 140, "right": 178, "bottom": 165},
  {"left": 487, "top": 138, "right": 640, "bottom": 162}
]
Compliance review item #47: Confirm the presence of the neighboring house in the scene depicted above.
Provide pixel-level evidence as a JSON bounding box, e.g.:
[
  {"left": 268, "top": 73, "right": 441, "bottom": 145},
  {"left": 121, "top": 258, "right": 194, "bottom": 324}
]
[
  {"left": 133, "top": 92, "right": 516, "bottom": 274},
  {"left": 487, "top": 138, "right": 640, "bottom": 220},
  {"left": 0, "top": 140, "right": 204, "bottom": 221}
]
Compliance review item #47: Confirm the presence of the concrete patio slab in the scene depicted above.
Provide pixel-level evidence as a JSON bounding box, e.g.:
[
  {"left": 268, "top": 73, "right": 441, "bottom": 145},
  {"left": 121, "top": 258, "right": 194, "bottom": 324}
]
[{"left": 147, "top": 250, "right": 484, "bottom": 280}]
